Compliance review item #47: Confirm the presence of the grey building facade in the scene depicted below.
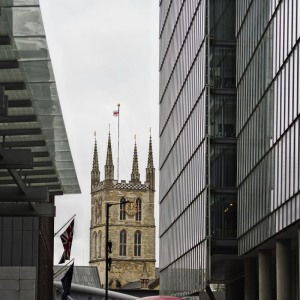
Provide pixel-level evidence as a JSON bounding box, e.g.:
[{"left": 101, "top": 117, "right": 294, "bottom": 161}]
[
  {"left": 237, "top": 1, "right": 300, "bottom": 299},
  {"left": 54, "top": 266, "right": 102, "bottom": 300},
  {"left": 159, "top": 0, "right": 300, "bottom": 299}
]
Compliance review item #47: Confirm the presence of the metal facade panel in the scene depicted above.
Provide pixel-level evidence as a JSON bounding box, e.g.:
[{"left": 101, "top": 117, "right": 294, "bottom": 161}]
[
  {"left": 0, "top": 217, "right": 38, "bottom": 266},
  {"left": 159, "top": 0, "right": 210, "bottom": 295},
  {"left": 0, "top": 3, "right": 80, "bottom": 195},
  {"left": 53, "top": 266, "right": 101, "bottom": 288},
  {"left": 236, "top": 0, "right": 300, "bottom": 254}
]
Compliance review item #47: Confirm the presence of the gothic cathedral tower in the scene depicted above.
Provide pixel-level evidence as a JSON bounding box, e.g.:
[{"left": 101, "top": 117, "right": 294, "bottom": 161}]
[{"left": 89, "top": 132, "right": 156, "bottom": 288}]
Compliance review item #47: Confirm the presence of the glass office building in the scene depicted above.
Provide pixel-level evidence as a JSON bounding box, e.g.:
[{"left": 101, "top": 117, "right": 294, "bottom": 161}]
[
  {"left": 237, "top": 1, "right": 300, "bottom": 299},
  {"left": 159, "top": 0, "right": 238, "bottom": 297},
  {"left": 160, "top": 0, "right": 300, "bottom": 299}
]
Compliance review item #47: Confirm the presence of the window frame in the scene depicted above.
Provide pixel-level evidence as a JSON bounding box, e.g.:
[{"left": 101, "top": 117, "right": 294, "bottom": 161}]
[
  {"left": 135, "top": 198, "right": 142, "bottom": 221},
  {"left": 134, "top": 230, "right": 142, "bottom": 256},
  {"left": 119, "top": 229, "right": 127, "bottom": 256},
  {"left": 120, "top": 198, "right": 126, "bottom": 220}
]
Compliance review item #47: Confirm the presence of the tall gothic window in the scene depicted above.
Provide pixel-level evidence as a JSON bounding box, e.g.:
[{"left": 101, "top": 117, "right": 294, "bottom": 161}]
[
  {"left": 96, "top": 198, "right": 102, "bottom": 224},
  {"left": 95, "top": 200, "right": 99, "bottom": 224},
  {"left": 93, "top": 232, "right": 97, "bottom": 259},
  {"left": 135, "top": 198, "right": 142, "bottom": 221},
  {"left": 134, "top": 230, "right": 141, "bottom": 256},
  {"left": 119, "top": 230, "right": 127, "bottom": 256},
  {"left": 98, "top": 231, "right": 102, "bottom": 258},
  {"left": 92, "top": 198, "right": 96, "bottom": 226},
  {"left": 120, "top": 198, "right": 126, "bottom": 220}
]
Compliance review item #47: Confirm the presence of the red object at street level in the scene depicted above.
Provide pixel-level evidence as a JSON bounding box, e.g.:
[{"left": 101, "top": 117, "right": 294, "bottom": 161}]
[{"left": 139, "top": 297, "right": 182, "bottom": 300}]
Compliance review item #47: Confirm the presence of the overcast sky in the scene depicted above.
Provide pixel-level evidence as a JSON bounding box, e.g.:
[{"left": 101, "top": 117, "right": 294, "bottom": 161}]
[{"left": 38, "top": 0, "right": 159, "bottom": 266}]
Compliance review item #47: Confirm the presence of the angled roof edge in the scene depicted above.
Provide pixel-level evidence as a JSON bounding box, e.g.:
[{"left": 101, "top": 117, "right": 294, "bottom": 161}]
[{"left": 0, "top": 1, "right": 81, "bottom": 194}]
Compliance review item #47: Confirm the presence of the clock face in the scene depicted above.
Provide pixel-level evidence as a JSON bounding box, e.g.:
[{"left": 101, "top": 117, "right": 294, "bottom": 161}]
[{"left": 125, "top": 202, "right": 136, "bottom": 216}]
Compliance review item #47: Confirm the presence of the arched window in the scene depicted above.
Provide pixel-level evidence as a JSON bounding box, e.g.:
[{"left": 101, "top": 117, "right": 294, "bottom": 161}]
[
  {"left": 135, "top": 198, "right": 142, "bottom": 221},
  {"left": 93, "top": 232, "right": 97, "bottom": 259},
  {"left": 134, "top": 230, "right": 141, "bottom": 256},
  {"left": 119, "top": 198, "right": 126, "bottom": 220},
  {"left": 119, "top": 230, "right": 127, "bottom": 256},
  {"left": 98, "top": 231, "right": 102, "bottom": 258}
]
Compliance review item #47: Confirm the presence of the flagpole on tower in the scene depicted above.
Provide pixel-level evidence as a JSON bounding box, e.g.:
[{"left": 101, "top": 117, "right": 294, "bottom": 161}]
[
  {"left": 113, "top": 104, "right": 120, "bottom": 182},
  {"left": 117, "top": 103, "right": 120, "bottom": 182},
  {"left": 54, "top": 214, "right": 76, "bottom": 237}
]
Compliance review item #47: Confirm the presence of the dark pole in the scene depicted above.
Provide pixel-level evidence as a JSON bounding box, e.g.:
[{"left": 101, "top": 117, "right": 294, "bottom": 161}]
[
  {"left": 105, "top": 199, "right": 131, "bottom": 300},
  {"left": 54, "top": 214, "right": 76, "bottom": 237},
  {"left": 105, "top": 203, "right": 110, "bottom": 300}
]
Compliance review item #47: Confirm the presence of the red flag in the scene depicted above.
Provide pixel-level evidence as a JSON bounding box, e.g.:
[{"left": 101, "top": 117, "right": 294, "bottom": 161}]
[
  {"left": 113, "top": 110, "right": 119, "bottom": 116},
  {"left": 59, "top": 219, "right": 74, "bottom": 264}
]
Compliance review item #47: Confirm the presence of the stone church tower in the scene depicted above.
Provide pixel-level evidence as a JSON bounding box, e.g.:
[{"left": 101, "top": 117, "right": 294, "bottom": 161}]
[{"left": 89, "top": 132, "right": 156, "bottom": 288}]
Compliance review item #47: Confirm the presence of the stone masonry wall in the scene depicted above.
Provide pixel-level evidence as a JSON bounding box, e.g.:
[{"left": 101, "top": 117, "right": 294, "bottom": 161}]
[{"left": 90, "top": 184, "right": 156, "bottom": 286}]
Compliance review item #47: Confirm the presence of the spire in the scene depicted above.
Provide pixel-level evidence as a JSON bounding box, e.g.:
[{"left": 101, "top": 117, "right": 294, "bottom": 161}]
[
  {"left": 105, "top": 131, "right": 114, "bottom": 180},
  {"left": 146, "top": 131, "right": 155, "bottom": 191},
  {"left": 131, "top": 136, "right": 140, "bottom": 184},
  {"left": 91, "top": 132, "right": 100, "bottom": 190},
  {"left": 147, "top": 134, "right": 154, "bottom": 169}
]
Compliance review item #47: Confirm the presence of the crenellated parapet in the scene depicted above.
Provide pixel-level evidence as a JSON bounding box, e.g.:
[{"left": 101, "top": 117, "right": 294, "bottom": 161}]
[{"left": 91, "top": 131, "right": 155, "bottom": 191}]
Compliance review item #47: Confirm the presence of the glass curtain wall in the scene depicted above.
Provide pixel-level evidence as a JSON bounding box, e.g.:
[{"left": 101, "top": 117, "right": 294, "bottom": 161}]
[
  {"left": 159, "top": 0, "right": 236, "bottom": 296},
  {"left": 237, "top": 0, "right": 300, "bottom": 253},
  {"left": 159, "top": 0, "right": 209, "bottom": 296},
  {"left": 209, "top": 0, "right": 237, "bottom": 248}
]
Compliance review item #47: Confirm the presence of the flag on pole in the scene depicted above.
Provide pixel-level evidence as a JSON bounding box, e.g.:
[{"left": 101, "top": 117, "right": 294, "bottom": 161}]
[
  {"left": 113, "top": 103, "right": 121, "bottom": 181},
  {"left": 58, "top": 219, "right": 75, "bottom": 264},
  {"left": 61, "top": 262, "right": 74, "bottom": 300}
]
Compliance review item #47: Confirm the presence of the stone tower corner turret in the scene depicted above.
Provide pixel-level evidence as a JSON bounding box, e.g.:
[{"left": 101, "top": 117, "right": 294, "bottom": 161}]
[
  {"left": 130, "top": 136, "right": 141, "bottom": 184},
  {"left": 105, "top": 131, "right": 114, "bottom": 181},
  {"left": 91, "top": 133, "right": 100, "bottom": 190},
  {"left": 146, "top": 133, "right": 155, "bottom": 191}
]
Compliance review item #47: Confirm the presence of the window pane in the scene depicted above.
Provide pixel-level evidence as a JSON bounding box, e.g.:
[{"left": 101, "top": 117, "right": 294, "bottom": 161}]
[
  {"left": 119, "top": 230, "right": 127, "bottom": 256},
  {"left": 135, "top": 198, "right": 142, "bottom": 221},
  {"left": 134, "top": 231, "right": 141, "bottom": 256},
  {"left": 120, "top": 198, "right": 126, "bottom": 220}
]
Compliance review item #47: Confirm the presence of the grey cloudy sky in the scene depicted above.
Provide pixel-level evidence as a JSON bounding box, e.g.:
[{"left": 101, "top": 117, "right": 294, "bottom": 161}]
[{"left": 38, "top": 0, "right": 159, "bottom": 266}]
